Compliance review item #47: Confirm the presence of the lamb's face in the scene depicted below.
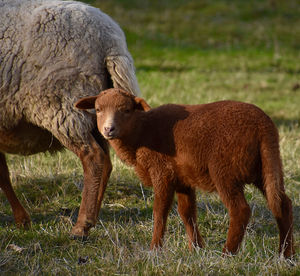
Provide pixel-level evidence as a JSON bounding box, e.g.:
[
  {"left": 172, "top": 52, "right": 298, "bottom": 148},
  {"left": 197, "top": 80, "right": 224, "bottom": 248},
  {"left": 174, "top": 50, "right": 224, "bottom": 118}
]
[
  {"left": 95, "top": 92, "right": 137, "bottom": 140},
  {"left": 75, "top": 88, "right": 151, "bottom": 140}
]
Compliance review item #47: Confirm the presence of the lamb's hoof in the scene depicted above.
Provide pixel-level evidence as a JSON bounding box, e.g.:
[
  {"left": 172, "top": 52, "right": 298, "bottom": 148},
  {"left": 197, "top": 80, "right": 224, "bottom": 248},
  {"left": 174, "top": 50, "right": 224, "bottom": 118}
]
[
  {"left": 71, "top": 225, "right": 88, "bottom": 241},
  {"left": 71, "top": 234, "right": 88, "bottom": 242},
  {"left": 222, "top": 247, "right": 236, "bottom": 258},
  {"left": 283, "top": 249, "right": 295, "bottom": 259}
]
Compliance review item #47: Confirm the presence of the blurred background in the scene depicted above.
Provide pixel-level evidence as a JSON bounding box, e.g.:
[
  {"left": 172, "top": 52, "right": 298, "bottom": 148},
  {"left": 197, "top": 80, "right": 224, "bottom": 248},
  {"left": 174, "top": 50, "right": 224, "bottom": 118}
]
[{"left": 84, "top": 0, "right": 300, "bottom": 121}]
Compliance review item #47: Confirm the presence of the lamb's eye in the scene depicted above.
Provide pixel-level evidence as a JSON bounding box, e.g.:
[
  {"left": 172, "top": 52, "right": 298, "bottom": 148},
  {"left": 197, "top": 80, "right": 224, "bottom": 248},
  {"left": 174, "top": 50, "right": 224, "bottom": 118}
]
[
  {"left": 123, "top": 109, "right": 131, "bottom": 114},
  {"left": 96, "top": 108, "right": 101, "bottom": 113}
]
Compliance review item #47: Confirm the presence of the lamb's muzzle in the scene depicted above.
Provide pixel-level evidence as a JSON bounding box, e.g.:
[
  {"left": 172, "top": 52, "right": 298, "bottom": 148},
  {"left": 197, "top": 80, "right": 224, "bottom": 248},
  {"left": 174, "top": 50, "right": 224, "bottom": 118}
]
[
  {"left": 103, "top": 124, "right": 117, "bottom": 139},
  {"left": 98, "top": 109, "right": 115, "bottom": 138}
]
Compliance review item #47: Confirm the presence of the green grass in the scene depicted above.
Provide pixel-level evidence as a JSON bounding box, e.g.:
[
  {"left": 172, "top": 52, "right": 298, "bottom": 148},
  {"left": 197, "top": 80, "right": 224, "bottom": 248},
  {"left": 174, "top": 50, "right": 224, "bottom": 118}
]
[{"left": 1, "top": 0, "right": 300, "bottom": 274}]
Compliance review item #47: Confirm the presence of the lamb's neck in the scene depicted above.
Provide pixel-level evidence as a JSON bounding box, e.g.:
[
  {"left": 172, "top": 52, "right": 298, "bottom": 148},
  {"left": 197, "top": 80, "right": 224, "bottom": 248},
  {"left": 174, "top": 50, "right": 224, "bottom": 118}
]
[
  {"left": 109, "top": 137, "right": 139, "bottom": 167},
  {"left": 108, "top": 114, "right": 147, "bottom": 167}
]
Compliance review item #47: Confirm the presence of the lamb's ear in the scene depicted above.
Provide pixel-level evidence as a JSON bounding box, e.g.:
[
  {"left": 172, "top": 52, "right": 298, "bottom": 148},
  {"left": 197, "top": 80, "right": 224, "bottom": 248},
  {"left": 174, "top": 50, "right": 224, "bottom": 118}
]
[
  {"left": 134, "top": 97, "right": 151, "bottom": 111},
  {"left": 74, "top": 96, "right": 98, "bottom": 110}
]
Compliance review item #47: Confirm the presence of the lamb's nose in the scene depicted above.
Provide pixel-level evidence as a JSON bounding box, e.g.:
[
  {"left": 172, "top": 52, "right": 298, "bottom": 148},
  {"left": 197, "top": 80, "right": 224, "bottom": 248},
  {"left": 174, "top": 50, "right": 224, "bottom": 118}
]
[{"left": 104, "top": 126, "right": 115, "bottom": 133}]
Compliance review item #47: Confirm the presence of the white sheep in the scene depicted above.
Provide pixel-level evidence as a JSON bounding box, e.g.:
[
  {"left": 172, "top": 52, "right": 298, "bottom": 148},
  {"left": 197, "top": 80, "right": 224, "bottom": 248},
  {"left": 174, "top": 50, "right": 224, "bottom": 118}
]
[{"left": 0, "top": 0, "right": 140, "bottom": 237}]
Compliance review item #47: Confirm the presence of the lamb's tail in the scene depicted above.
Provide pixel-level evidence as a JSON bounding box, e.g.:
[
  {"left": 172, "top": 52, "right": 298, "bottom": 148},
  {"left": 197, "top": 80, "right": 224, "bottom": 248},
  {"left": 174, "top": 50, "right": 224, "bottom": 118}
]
[
  {"left": 260, "top": 133, "right": 284, "bottom": 218},
  {"left": 105, "top": 55, "right": 140, "bottom": 96}
]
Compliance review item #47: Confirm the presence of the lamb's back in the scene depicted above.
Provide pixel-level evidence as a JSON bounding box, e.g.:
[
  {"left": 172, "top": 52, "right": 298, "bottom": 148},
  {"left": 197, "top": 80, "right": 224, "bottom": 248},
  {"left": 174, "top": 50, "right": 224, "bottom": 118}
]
[
  {"left": 144, "top": 100, "right": 276, "bottom": 166},
  {"left": 170, "top": 101, "right": 277, "bottom": 185}
]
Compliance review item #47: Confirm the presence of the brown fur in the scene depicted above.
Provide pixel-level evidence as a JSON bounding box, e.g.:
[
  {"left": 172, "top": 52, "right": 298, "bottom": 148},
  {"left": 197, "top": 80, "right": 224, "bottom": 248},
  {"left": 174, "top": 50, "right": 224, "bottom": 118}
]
[{"left": 76, "top": 88, "right": 295, "bottom": 258}]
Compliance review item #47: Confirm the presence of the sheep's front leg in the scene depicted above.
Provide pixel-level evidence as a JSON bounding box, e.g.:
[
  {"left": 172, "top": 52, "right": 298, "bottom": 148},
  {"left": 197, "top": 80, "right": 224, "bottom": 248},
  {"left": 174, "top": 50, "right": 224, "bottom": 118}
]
[
  {"left": 71, "top": 135, "right": 111, "bottom": 237},
  {"left": 150, "top": 184, "right": 175, "bottom": 249},
  {"left": 95, "top": 152, "right": 112, "bottom": 218},
  {"left": 176, "top": 186, "right": 204, "bottom": 249}
]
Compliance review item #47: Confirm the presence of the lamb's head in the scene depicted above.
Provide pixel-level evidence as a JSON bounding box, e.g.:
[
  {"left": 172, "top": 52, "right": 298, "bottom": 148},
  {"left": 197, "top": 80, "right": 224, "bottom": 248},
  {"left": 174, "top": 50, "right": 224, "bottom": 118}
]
[{"left": 75, "top": 88, "right": 151, "bottom": 140}]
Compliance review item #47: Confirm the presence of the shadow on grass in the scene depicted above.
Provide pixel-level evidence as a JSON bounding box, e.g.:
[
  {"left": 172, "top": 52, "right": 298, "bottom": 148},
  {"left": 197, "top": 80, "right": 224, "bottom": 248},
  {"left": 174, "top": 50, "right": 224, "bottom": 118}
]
[
  {"left": 272, "top": 117, "right": 299, "bottom": 128},
  {"left": 137, "top": 64, "right": 194, "bottom": 73},
  {"left": 98, "top": 205, "right": 153, "bottom": 224},
  {"left": 0, "top": 209, "right": 77, "bottom": 229},
  {"left": 1, "top": 174, "right": 299, "bottom": 241},
  {"left": 0, "top": 174, "right": 80, "bottom": 227},
  {"left": 137, "top": 63, "right": 300, "bottom": 74},
  {"left": 0, "top": 174, "right": 153, "bottom": 227}
]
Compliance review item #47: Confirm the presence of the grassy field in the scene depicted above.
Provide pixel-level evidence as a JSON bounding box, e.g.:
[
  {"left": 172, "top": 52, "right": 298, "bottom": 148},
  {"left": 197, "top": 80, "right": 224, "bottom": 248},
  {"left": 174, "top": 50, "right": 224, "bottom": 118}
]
[{"left": 1, "top": 0, "right": 300, "bottom": 274}]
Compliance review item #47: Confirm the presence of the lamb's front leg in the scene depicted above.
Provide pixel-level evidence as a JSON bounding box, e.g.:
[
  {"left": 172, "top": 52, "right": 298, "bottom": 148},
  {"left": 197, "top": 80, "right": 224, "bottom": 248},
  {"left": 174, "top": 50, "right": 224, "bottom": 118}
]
[
  {"left": 176, "top": 186, "right": 204, "bottom": 249},
  {"left": 150, "top": 183, "right": 175, "bottom": 249}
]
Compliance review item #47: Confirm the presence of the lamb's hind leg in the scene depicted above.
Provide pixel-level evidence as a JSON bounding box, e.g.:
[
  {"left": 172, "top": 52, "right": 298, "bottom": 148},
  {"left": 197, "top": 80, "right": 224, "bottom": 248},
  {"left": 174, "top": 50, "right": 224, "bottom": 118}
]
[
  {"left": 0, "top": 153, "right": 30, "bottom": 228},
  {"left": 176, "top": 186, "right": 204, "bottom": 249},
  {"left": 214, "top": 182, "right": 251, "bottom": 255},
  {"left": 274, "top": 193, "right": 294, "bottom": 258},
  {"left": 70, "top": 134, "right": 111, "bottom": 237},
  {"left": 254, "top": 181, "right": 294, "bottom": 258}
]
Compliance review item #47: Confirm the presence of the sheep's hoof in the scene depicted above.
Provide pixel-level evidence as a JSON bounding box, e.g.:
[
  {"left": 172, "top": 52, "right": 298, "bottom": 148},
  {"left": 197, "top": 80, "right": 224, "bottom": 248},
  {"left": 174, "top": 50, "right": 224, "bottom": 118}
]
[{"left": 15, "top": 213, "right": 31, "bottom": 230}]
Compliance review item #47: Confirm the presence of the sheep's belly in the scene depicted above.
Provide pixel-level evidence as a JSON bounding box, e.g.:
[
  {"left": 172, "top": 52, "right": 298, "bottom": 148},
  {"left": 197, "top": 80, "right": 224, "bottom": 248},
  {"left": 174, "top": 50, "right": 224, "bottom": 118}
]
[{"left": 0, "top": 122, "right": 63, "bottom": 155}]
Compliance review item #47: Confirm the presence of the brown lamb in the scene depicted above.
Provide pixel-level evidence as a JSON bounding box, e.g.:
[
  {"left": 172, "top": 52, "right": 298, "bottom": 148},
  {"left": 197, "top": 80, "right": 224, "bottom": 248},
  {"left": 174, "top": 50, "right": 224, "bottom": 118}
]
[{"left": 75, "top": 88, "right": 294, "bottom": 258}]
